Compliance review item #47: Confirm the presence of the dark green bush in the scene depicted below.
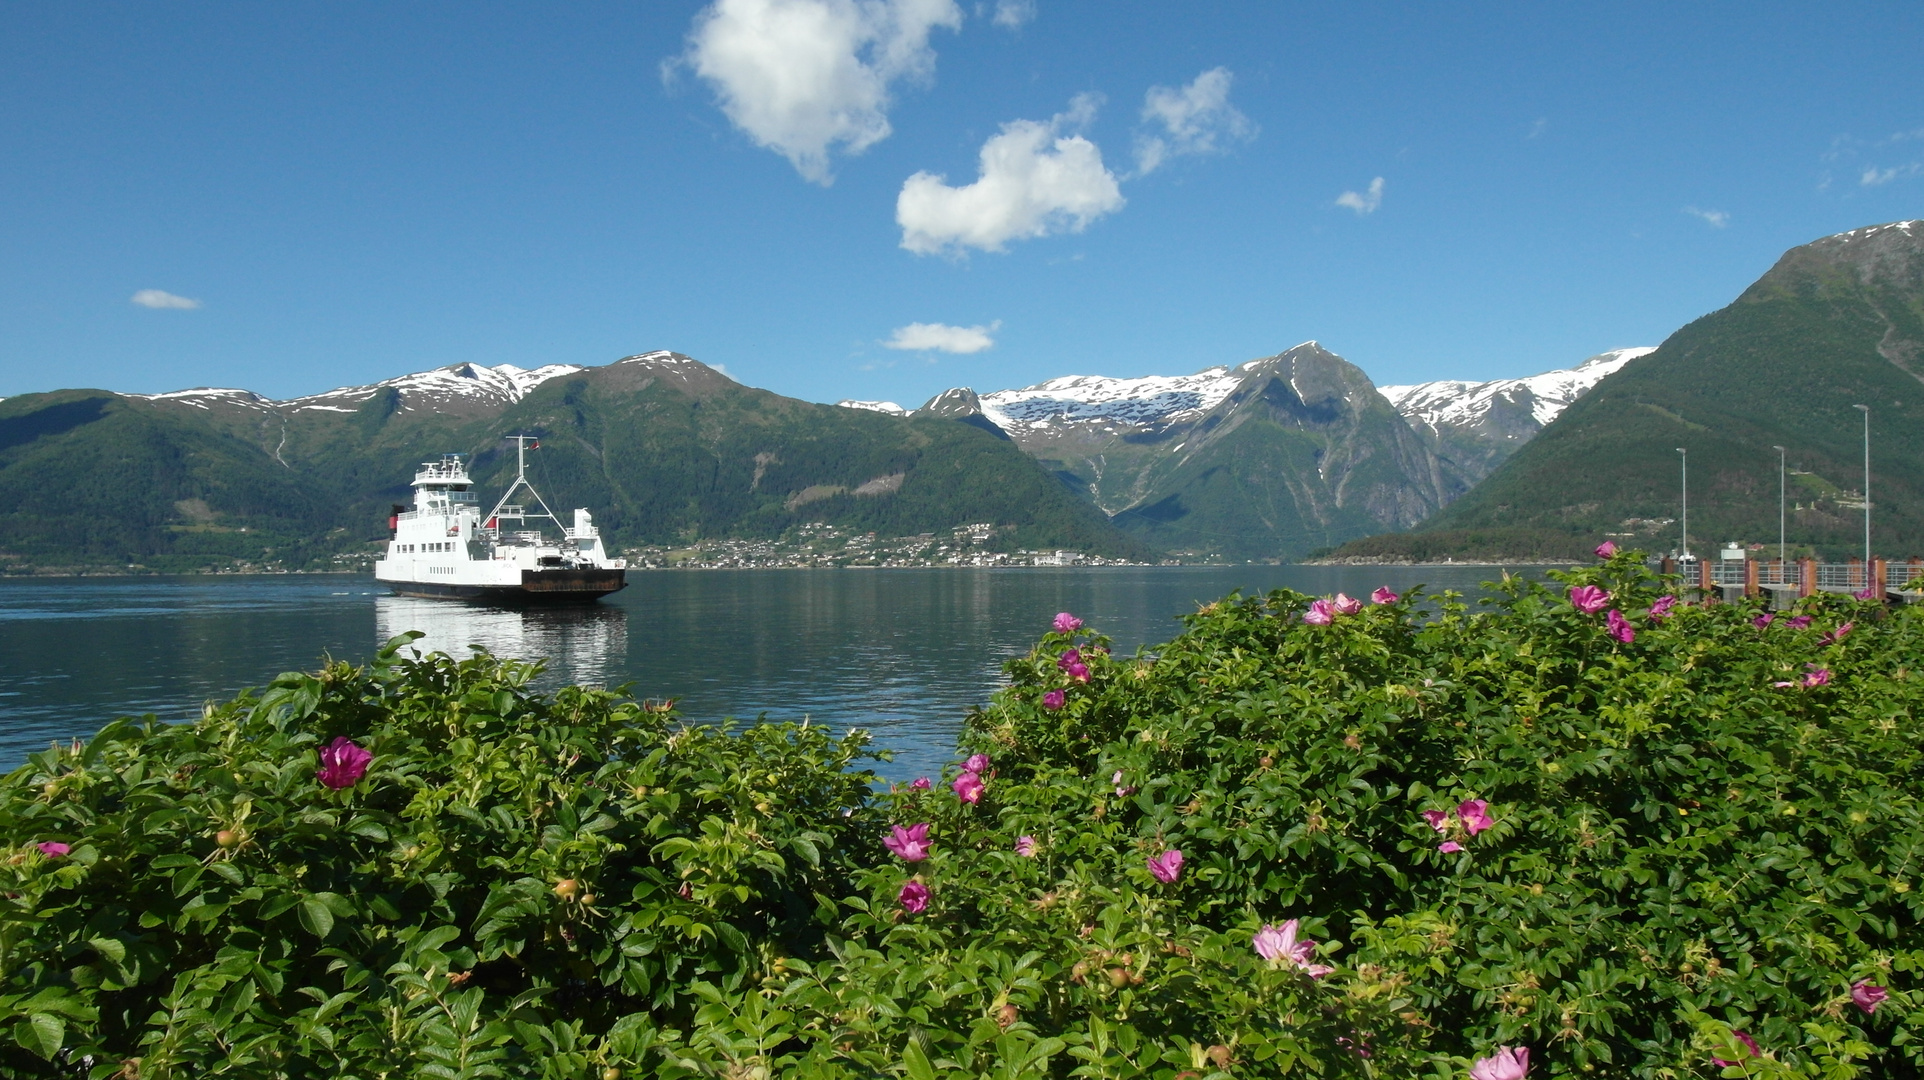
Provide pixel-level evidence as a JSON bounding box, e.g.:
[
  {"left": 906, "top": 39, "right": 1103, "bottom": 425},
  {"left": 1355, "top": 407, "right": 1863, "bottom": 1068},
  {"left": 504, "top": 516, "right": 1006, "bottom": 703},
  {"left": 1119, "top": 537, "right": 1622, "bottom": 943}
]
[{"left": 4, "top": 553, "right": 1921, "bottom": 1078}]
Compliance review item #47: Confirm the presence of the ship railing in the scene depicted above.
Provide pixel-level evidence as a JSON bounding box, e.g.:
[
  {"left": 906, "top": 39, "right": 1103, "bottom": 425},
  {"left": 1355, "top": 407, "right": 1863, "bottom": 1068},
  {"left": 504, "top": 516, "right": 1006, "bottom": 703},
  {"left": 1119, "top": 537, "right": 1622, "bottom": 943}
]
[{"left": 412, "top": 464, "right": 472, "bottom": 485}]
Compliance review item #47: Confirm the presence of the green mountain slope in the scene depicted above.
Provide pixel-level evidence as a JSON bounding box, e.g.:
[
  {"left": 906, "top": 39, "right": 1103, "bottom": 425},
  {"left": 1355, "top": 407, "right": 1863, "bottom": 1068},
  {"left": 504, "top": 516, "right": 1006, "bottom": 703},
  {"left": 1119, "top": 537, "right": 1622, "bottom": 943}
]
[
  {"left": 1331, "top": 220, "right": 1924, "bottom": 560},
  {"left": 0, "top": 353, "right": 1144, "bottom": 572}
]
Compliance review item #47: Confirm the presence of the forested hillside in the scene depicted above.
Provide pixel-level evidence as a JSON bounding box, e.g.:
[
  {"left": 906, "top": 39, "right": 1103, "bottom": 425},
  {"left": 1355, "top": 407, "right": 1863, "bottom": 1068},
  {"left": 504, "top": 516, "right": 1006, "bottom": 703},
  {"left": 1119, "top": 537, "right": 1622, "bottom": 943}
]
[{"left": 0, "top": 353, "right": 1144, "bottom": 573}]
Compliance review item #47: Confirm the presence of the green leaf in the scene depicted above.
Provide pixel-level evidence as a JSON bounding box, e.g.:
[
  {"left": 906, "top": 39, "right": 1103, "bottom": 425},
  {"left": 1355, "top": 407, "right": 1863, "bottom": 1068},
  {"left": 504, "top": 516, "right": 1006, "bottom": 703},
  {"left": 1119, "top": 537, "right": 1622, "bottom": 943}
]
[
  {"left": 299, "top": 898, "right": 335, "bottom": 939},
  {"left": 902, "top": 1037, "right": 938, "bottom": 1080},
  {"left": 18, "top": 1013, "right": 63, "bottom": 1061}
]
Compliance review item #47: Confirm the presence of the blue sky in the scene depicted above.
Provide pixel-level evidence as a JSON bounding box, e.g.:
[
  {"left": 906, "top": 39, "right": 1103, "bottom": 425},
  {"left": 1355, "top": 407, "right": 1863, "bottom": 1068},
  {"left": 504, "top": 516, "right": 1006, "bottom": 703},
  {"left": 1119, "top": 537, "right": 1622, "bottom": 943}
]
[{"left": 3, "top": 2, "right": 1921, "bottom": 406}]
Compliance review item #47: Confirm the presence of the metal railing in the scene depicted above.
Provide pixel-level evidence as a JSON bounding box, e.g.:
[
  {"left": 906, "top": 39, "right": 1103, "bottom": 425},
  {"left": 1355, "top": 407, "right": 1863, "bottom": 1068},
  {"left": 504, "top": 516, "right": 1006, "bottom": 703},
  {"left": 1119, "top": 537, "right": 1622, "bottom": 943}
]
[{"left": 1668, "top": 557, "right": 1924, "bottom": 598}]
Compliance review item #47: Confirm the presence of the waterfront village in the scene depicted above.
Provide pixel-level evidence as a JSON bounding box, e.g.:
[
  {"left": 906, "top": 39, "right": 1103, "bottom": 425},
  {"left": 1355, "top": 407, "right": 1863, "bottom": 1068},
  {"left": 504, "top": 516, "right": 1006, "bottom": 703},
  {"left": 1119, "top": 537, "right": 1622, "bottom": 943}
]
[{"left": 620, "top": 521, "right": 1159, "bottom": 569}]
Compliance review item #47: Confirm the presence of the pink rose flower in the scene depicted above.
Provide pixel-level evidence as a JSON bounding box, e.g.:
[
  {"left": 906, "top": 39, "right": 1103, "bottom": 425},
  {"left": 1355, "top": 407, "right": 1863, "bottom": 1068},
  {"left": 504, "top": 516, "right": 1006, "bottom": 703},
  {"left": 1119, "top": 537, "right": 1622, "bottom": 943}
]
[
  {"left": 1015, "top": 835, "right": 1038, "bottom": 857},
  {"left": 884, "top": 823, "right": 932, "bottom": 862},
  {"left": 1595, "top": 540, "right": 1618, "bottom": 558},
  {"left": 1053, "top": 612, "right": 1083, "bottom": 634},
  {"left": 1457, "top": 799, "right": 1493, "bottom": 835},
  {"left": 1056, "top": 648, "right": 1082, "bottom": 670},
  {"left": 1112, "top": 769, "right": 1137, "bottom": 798},
  {"left": 316, "top": 736, "right": 373, "bottom": 790},
  {"left": 1421, "top": 809, "right": 1450, "bottom": 833},
  {"left": 1649, "top": 595, "right": 1677, "bottom": 619},
  {"left": 952, "top": 771, "right": 985, "bottom": 805},
  {"left": 1303, "top": 599, "right": 1334, "bottom": 625},
  {"left": 1753, "top": 613, "right": 1774, "bottom": 628},
  {"left": 1147, "top": 849, "right": 1184, "bottom": 884},
  {"left": 37, "top": 841, "right": 70, "bottom": 858},
  {"left": 1470, "top": 1046, "right": 1529, "bottom": 1080},
  {"left": 1803, "top": 667, "right": 1832, "bottom": 688},
  {"left": 1066, "top": 662, "right": 1091, "bottom": 683},
  {"left": 1331, "top": 593, "right": 1362, "bottom": 616},
  {"left": 1852, "top": 981, "right": 1888, "bottom": 1014},
  {"left": 1787, "top": 615, "right": 1812, "bottom": 629},
  {"left": 898, "top": 880, "right": 929, "bottom": 914},
  {"left": 1371, "top": 586, "right": 1399, "bottom": 605},
  {"left": 1818, "top": 621, "right": 1854, "bottom": 646},
  {"left": 1042, "top": 690, "right": 1066, "bottom": 710},
  {"left": 1568, "top": 585, "right": 1610, "bottom": 614},
  {"left": 1607, "top": 609, "right": 1635, "bottom": 643},
  {"left": 963, "top": 753, "right": 991, "bottom": 774},
  {"left": 1438, "top": 840, "right": 1464, "bottom": 853},
  {"left": 909, "top": 777, "right": 931, "bottom": 790},
  {"left": 1253, "top": 920, "right": 1333, "bottom": 977}
]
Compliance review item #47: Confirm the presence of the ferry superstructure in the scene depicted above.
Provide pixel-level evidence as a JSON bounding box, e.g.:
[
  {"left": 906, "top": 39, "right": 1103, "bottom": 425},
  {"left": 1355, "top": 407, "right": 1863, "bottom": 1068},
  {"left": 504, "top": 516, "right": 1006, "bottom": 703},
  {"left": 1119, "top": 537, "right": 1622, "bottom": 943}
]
[{"left": 374, "top": 436, "right": 627, "bottom": 603}]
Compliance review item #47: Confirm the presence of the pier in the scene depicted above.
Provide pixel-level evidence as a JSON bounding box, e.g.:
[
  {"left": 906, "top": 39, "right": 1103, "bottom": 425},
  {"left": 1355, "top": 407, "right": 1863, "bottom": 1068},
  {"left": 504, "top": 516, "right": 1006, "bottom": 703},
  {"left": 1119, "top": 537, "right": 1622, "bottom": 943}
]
[{"left": 1659, "top": 556, "right": 1924, "bottom": 606}]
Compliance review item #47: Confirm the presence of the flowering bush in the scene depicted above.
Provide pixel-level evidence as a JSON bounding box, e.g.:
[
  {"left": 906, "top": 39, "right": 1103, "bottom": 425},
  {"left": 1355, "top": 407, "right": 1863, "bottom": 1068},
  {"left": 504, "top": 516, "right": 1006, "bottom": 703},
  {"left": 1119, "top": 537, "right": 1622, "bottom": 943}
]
[
  {"left": 833, "top": 552, "right": 1921, "bottom": 1078},
  {"left": 0, "top": 635, "right": 878, "bottom": 1076},
  {"left": 4, "top": 550, "right": 1922, "bottom": 1078}
]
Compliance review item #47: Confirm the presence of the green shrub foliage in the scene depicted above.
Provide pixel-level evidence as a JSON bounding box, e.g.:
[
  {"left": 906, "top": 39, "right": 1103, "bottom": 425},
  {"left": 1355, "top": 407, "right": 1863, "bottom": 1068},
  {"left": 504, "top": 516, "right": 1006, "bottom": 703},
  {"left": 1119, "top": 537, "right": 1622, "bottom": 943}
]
[{"left": 5, "top": 553, "right": 1922, "bottom": 1078}]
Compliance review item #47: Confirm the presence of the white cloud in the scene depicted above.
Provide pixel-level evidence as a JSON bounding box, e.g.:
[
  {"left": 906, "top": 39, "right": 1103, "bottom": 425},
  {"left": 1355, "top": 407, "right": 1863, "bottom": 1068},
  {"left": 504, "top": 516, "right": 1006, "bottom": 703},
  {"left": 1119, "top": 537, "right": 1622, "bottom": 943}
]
[
  {"left": 1527, "top": 117, "right": 1548, "bottom": 139},
  {"left": 1335, "top": 177, "right": 1384, "bottom": 215},
  {"left": 896, "top": 94, "right": 1124, "bottom": 255},
  {"left": 131, "top": 289, "right": 201, "bottom": 309},
  {"left": 680, "top": 0, "right": 962, "bottom": 185},
  {"left": 1133, "top": 67, "right": 1253, "bottom": 175},
  {"left": 1861, "top": 163, "right": 1923, "bottom": 186},
  {"left": 1683, "top": 206, "right": 1729, "bottom": 228},
  {"left": 989, "top": 0, "right": 1034, "bottom": 27},
  {"left": 883, "top": 320, "right": 1000, "bottom": 353}
]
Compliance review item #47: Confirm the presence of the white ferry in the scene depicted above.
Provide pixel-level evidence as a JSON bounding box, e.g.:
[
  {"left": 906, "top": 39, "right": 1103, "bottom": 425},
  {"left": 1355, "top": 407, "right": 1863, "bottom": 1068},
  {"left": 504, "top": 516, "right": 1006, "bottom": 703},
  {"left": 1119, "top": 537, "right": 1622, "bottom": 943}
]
[{"left": 374, "top": 436, "right": 627, "bottom": 603}]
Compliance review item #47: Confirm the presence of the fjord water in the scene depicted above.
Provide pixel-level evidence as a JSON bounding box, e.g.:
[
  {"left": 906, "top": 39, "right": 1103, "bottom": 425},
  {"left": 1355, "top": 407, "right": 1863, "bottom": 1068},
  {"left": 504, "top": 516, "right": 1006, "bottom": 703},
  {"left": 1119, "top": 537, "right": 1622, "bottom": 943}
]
[{"left": 0, "top": 566, "right": 1527, "bottom": 781}]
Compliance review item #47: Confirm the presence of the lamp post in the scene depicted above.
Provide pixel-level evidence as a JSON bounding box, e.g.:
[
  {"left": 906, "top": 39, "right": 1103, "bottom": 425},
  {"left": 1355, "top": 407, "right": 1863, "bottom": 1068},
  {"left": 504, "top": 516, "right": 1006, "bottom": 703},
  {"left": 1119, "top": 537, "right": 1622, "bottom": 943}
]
[
  {"left": 1854, "top": 404, "right": 1870, "bottom": 568},
  {"left": 1772, "top": 445, "right": 1786, "bottom": 564},
  {"left": 1676, "top": 447, "right": 1688, "bottom": 562}
]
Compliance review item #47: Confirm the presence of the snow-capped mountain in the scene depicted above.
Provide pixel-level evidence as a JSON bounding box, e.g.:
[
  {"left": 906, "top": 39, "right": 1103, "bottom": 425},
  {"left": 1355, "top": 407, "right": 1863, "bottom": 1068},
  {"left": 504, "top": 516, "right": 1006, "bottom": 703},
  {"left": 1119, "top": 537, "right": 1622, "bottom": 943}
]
[
  {"left": 286, "top": 361, "right": 584, "bottom": 414},
  {"left": 1380, "top": 347, "right": 1655, "bottom": 438},
  {"left": 978, "top": 366, "right": 1249, "bottom": 434},
  {"left": 904, "top": 342, "right": 1454, "bottom": 559},
  {"left": 134, "top": 361, "right": 584, "bottom": 415},
  {"left": 837, "top": 400, "right": 908, "bottom": 415},
  {"left": 883, "top": 341, "right": 1655, "bottom": 558}
]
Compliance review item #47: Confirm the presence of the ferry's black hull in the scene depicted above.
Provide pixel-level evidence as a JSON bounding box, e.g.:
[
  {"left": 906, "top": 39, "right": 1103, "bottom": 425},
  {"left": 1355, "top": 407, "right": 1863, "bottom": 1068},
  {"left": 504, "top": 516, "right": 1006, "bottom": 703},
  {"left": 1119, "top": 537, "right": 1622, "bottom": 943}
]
[{"left": 382, "top": 568, "right": 627, "bottom": 605}]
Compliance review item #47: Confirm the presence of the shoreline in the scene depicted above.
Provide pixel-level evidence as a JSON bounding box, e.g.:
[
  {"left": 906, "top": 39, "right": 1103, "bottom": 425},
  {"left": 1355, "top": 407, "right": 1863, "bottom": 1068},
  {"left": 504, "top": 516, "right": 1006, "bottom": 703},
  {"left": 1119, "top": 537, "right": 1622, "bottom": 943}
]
[{"left": 2, "top": 560, "right": 1566, "bottom": 581}]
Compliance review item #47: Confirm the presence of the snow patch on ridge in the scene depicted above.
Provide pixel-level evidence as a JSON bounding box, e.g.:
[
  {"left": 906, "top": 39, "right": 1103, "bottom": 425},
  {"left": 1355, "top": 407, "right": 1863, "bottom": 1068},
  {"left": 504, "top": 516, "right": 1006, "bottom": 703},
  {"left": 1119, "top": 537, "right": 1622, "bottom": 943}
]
[
  {"left": 1381, "top": 347, "right": 1655, "bottom": 434},
  {"left": 838, "top": 400, "right": 908, "bottom": 415}
]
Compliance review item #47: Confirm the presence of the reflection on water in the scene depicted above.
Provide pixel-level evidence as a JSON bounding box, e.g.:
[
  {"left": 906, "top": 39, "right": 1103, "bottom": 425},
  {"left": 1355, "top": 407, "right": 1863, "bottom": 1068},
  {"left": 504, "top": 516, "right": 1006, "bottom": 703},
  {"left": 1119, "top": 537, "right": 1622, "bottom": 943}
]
[{"left": 374, "top": 598, "right": 630, "bottom": 689}]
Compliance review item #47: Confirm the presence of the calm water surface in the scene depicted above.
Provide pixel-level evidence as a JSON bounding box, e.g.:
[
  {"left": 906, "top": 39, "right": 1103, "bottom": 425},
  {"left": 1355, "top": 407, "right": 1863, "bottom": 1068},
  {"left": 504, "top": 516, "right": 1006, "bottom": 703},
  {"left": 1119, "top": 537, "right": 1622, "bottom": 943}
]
[{"left": 0, "top": 566, "right": 1537, "bottom": 780}]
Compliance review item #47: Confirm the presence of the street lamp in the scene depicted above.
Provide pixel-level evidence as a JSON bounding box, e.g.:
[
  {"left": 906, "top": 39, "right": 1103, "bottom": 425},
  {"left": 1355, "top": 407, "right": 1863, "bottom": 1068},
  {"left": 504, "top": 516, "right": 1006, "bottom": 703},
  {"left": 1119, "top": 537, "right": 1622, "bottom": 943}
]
[
  {"left": 1772, "top": 445, "right": 1786, "bottom": 564},
  {"left": 1854, "top": 404, "right": 1871, "bottom": 568},
  {"left": 1676, "top": 447, "right": 1688, "bottom": 562}
]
